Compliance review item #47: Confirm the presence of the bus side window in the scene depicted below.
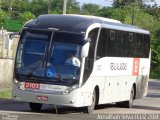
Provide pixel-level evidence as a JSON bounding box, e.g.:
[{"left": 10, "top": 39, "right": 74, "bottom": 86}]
[
  {"left": 127, "top": 32, "right": 134, "bottom": 57},
  {"left": 96, "top": 28, "right": 107, "bottom": 59},
  {"left": 143, "top": 34, "right": 150, "bottom": 58},
  {"left": 129, "top": 33, "right": 134, "bottom": 42},
  {"left": 107, "top": 30, "right": 117, "bottom": 57},
  {"left": 117, "top": 31, "right": 127, "bottom": 57},
  {"left": 134, "top": 33, "right": 143, "bottom": 57}
]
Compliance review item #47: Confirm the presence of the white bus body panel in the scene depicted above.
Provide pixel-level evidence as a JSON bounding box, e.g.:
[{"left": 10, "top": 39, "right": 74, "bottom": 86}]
[{"left": 86, "top": 57, "right": 150, "bottom": 104}]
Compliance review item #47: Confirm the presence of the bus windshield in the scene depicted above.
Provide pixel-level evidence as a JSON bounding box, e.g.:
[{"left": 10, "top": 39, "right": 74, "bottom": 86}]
[{"left": 15, "top": 30, "right": 83, "bottom": 85}]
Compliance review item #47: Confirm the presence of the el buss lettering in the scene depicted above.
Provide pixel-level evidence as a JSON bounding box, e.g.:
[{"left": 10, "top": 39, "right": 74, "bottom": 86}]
[{"left": 110, "top": 63, "right": 127, "bottom": 71}]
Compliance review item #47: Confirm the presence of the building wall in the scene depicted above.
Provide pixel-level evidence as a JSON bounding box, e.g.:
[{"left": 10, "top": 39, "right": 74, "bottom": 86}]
[{"left": 0, "top": 59, "right": 14, "bottom": 90}]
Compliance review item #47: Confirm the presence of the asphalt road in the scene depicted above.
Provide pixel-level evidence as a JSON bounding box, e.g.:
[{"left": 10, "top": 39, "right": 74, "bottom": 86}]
[{"left": 0, "top": 80, "right": 160, "bottom": 120}]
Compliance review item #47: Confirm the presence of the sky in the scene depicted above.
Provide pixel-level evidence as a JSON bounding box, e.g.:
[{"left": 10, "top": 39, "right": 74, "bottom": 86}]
[
  {"left": 76, "top": 0, "right": 160, "bottom": 7},
  {"left": 76, "top": 0, "right": 113, "bottom": 7}
]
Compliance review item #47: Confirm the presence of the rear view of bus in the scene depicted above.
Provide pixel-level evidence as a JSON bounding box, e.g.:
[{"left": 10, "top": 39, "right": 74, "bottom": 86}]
[{"left": 12, "top": 14, "right": 151, "bottom": 113}]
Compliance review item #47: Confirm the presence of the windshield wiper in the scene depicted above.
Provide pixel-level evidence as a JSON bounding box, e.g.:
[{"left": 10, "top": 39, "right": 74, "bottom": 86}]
[
  {"left": 27, "top": 44, "right": 48, "bottom": 79},
  {"left": 27, "top": 56, "right": 44, "bottom": 79}
]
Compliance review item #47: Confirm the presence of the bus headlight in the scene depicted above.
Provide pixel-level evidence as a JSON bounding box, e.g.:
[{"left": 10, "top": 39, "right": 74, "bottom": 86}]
[
  {"left": 14, "top": 79, "right": 19, "bottom": 84},
  {"left": 14, "top": 79, "right": 25, "bottom": 90},
  {"left": 63, "top": 84, "right": 79, "bottom": 95}
]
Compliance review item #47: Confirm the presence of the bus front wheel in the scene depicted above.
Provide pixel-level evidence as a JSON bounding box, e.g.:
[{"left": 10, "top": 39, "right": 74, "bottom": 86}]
[
  {"left": 83, "top": 90, "right": 96, "bottom": 114},
  {"left": 29, "top": 103, "right": 42, "bottom": 111}
]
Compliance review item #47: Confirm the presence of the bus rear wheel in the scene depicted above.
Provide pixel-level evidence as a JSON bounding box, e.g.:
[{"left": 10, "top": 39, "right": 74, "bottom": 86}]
[
  {"left": 29, "top": 103, "right": 42, "bottom": 111},
  {"left": 116, "top": 86, "right": 134, "bottom": 108},
  {"left": 125, "top": 86, "right": 134, "bottom": 108},
  {"left": 83, "top": 90, "right": 96, "bottom": 114}
]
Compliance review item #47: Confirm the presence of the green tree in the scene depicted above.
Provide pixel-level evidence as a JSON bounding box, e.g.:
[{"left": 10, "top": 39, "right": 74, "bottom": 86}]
[
  {"left": 113, "top": 0, "right": 132, "bottom": 8},
  {"left": 20, "top": 11, "right": 35, "bottom": 24},
  {"left": 151, "top": 28, "right": 160, "bottom": 70},
  {"left": 0, "top": 10, "right": 9, "bottom": 27},
  {"left": 67, "top": 0, "right": 80, "bottom": 14},
  {"left": 49, "top": 0, "right": 65, "bottom": 14},
  {"left": 145, "top": 3, "right": 160, "bottom": 20},
  {"left": 0, "top": 0, "right": 81, "bottom": 16},
  {"left": 41, "top": 0, "right": 80, "bottom": 14},
  {"left": 124, "top": 4, "right": 159, "bottom": 35},
  {"left": 112, "top": 0, "right": 155, "bottom": 8},
  {"left": 1, "top": 0, "right": 32, "bottom": 19},
  {"left": 97, "top": 7, "right": 128, "bottom": 23},
  {"left": 81, "top": 3, "right": 100, "bottom": 15},
  {"left": 30, "top": 0, "right": 48, "bottom": 16}
]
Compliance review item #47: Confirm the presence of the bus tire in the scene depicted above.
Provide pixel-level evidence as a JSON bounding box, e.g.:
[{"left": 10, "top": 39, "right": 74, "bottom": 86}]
[
  {"left": 124, "top": 86, "right": 134, "bottom": 108},
  {"left": 83, "top": 89, "right": 96, "bottom": 114},
  {"left": 29, "top": 103, "right": 42, "bottom": 111},
  {"left": 116, "top": 86, "right": 134, "bottom": 108},
  {"left": 115, "top": 102, "right": 124, "bottom": 107}
]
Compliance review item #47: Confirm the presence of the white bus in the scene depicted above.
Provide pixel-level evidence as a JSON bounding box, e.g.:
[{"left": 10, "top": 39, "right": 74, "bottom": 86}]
[{"left": 12, "top": 14, "right": 151, "bottom": 113}]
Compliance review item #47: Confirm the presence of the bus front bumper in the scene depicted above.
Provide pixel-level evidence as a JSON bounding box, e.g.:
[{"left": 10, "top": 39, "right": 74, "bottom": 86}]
[{"left": 12, "top": 83, "right": 91, "bottom": 107}]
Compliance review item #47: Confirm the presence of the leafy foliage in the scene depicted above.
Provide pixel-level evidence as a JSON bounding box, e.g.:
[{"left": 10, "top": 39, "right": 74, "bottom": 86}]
[
  {"left": 97, "top": 7, "right": 128, "bottom": 22},
  {"left": 0, "top": 10, "right": 9, "bottom": 27},
  {"left": 151, "top": 29, "right": 160, "bottom": 69},
  {"left": 81, "top": 3, "right": 100, "bottom": 15},
  {"left": 20, "top": 12, "right": 35, "bottom": 24}
]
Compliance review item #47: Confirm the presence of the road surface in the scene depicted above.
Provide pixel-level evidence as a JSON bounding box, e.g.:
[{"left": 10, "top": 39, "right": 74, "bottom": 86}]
[{"left": 0, "top": 80, "right": 160, "bottom": 120}]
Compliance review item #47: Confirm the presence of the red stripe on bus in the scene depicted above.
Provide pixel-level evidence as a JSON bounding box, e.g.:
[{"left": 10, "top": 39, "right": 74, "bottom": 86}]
[{"left": 132, "top": 58, "right": 140, "bottom": 76}]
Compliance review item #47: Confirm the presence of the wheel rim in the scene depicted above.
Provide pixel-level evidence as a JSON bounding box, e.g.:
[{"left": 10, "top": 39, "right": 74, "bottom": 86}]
[
  {"left": 130, "top": 88, "right": 134, "bottom": 106},
  {"left": 83, "top": 90, "right": 96, "bottom": 113}
]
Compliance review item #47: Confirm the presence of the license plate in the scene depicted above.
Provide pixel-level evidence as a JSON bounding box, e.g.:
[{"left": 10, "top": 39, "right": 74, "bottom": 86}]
[
  {"left": 37, "top": 96, "right": 48, "bottom": 101},
  {"left": 25, "top": 82, "right": 40, "bottom": 89}
]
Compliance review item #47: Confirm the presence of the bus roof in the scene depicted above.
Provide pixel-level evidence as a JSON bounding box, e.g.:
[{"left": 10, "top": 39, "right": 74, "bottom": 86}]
[
  {"left": 67, "top": 14, "right": 122, "bottom": 24},
  {"left": 24, "top": 14, "right": 150, "bottom": 35}
]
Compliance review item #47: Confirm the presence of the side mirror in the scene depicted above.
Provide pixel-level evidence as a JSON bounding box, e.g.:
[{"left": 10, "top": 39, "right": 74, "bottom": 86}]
[
  {"left": 5, "top": 32, "right": 19, "bottom": 50},
  {"left": 81, "top": 42, "right": 90, "bottom": 58}
]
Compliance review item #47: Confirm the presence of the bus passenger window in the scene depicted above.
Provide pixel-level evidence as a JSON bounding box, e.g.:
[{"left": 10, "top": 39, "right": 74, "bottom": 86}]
[
  {"left": 127, "top": 32, "right": 135, "bottom": 57},
  {"left": 129, "top": 33, "right": 133, "bottom": 42},
  {"left": 134, "top": 33, "right": 143, "bottom": 57},
  {"left": 96, "top": 29, "right": 107, "bottom": 59},
  {"left": 107, "top": 30, "right": 117, "bottom": 57},
  {"left": 117, "top": 31, "right": 127, "bottom": 57},
  {"left": 110, "top": 30, "right": 115, "bottom": 41},
  {"left": 143, "top": 35, "right": 150, "bottom": 58}
]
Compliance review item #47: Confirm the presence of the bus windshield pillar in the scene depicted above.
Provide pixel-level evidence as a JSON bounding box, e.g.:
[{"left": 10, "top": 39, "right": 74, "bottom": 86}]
[{"left": 79, "top": 57, "right": 85, "bottom": 87}]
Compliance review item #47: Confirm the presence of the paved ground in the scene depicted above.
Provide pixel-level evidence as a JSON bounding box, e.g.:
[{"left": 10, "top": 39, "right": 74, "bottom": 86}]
[{"left": 0, "top": 80, "right": 160, "bottom": 120}]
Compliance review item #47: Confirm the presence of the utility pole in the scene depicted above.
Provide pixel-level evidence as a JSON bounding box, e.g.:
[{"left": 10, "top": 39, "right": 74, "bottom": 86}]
[
  {"left": 131, "top": 0, "right": 135, "bottom": 25},
  {"left": 63, "top": 0, "right": 67, "bottom": 14},
  {"left": 9, "top": 0, "right": 14, "bottom": 12},
  {"left": 131, "top": 4, "right": 135, "bottom": 25},
  {"left": 0, "top": 0, "right": 1, "bottom": 10},
  {"left": 8, "top": 0, "right": 15, "bottom": 18},
  {"left": 48, "top": 0, "right": 51, "bottom": 14}
]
